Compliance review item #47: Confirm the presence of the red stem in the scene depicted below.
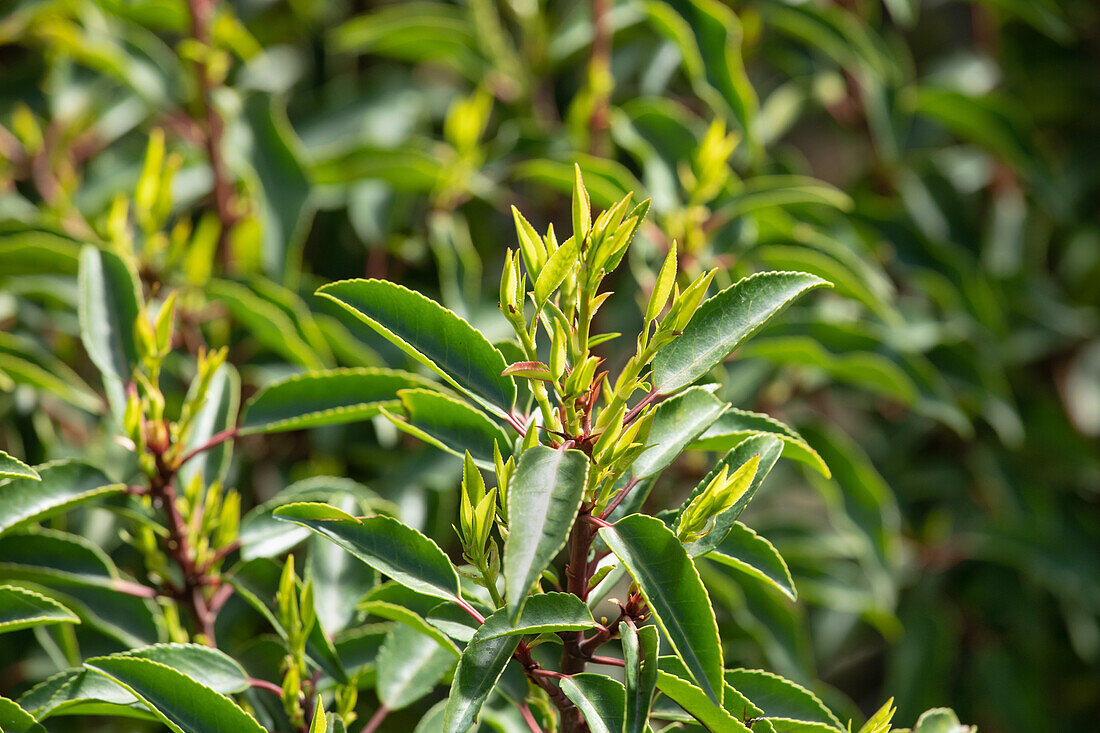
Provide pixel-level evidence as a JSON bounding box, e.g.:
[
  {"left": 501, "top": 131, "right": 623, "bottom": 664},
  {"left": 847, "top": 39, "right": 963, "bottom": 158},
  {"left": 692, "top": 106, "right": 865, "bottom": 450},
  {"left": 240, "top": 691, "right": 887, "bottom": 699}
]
[{"left": 361, "top": 704, "right": 390, "bottom": 733}]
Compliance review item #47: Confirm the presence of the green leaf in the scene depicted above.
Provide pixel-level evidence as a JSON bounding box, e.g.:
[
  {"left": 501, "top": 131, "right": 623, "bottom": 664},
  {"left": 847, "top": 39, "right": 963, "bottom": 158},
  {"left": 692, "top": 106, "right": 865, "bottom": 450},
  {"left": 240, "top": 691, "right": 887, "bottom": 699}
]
[
  {"left": 725, "top": 669, "right": 842, "bottom": 731},
  {"left": 0, "top": 451, "right": 38, "bottom": 481},
  {"left": 0, "top": 333, "right": 104, "bottom": 413},
  {"left": 359, "top": 600, "right": 461, "bottom": 656},
  {"left": 621, "top": 622, "right": 659, "bottom": 733},
  {"left": 207, "top": 279, "right": 324, "bottom": 368},
  {"left": 84, "top": 655, "right": 265, "bottom": 733},
  {"left": 599, "top": 515, "right": 723, "bottom": 703},
  {"left": 0, "top": 530, "right": 159, "bottom": 646},
  {"left": 0, "top": 696, "right": 47, "bottom": 733},
  {"left": 912, "top": 708, "right": 974, "bottom": 733},
  {"left": 0, "top": 585, "right": 78, "bottom": 633},
  {"left": 317, "top": 278, "right": 516, "bottom": 413},
  {"left": 178, "top": 361, "right": 239, "bottom": 490},
  {"left": 630, "top": 387, "right": 727, "bottom": 480},
  {"left": 442, "top": 606, "right": 521, "bottom": 733},
  {"left": 652, "top": 271, "right": 830, "bottom": 394},
  {"left": 690, "top": 408, "right": 831, "bottom": 477},
  {"left": 672, "top": 434, "right": 783, "bottom": 557},
  {"left": 561, "top": 674, "right": 627, "bottom": 733},
  {"left": 0, "top": 460, "right": 123, "bottom": 537},
  {"left": 654, "top": 658, "right": 749, "bottom": 733},
  {"left": 388, "top": 388, "right": 512, "bottom": 468},
  {"left": 504, "top": 446, "right": 589, "bottom": 621},
  {"left": 240, "top": 367, "right": 435, "bottom": 434},
  {"left": 376, "top": 624, "right": 454, "bottom": 710},
  {"left": 714, "top": 176, "right": 851, "bottom": 221},
  {"left": 708, "top": 523, "right": 796, "bottom": 601},
  {"left": 476, "top": 592, "right": 595, "bottom": 640},
  {"left": 274, "top": 502, "right": 461, "bottom": 601},
  {"left": 534, "top": 234, "right": 580, "bottom": 306},
  {"left": 78, "top": 246, "right": 141, "bottom": 416}
]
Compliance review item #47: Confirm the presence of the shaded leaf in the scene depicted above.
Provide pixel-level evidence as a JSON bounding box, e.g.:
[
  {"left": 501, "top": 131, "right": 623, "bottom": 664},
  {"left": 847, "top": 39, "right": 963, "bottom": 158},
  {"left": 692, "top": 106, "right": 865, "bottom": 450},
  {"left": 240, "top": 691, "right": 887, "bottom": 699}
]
[
  {"left": 654, "top": 657, "right": 750, "bottom": 733},
  {"left": 621, "top": 622, "right": 659, "bottom": 733},
  {"left": 78, "top": 246, "right": 141, "bottom": 416},
  {"left": 708, "top": 523, "right": 797, "bottom": 602},
  {"left": 630, "top": 386, "right": 727, "bottom": 480},
  {"left": 0, "top": 461, "right": 123, "bottom": 537},
  {"left": 690, "top": 409, "right": 830, "bottom": 477},
  {"left": 388, "top": 388, "right": 512, "bottom": 468},
  {"left": 377, "top": 624, "right": 454, "bottom": 710},
  {"left": 0, "top": 585, "right": 79, "bottom": 633},
  {"left": 442, "top": 606, "right": 521, "bottom": 733},
  {"left": 725, "top": 669, "right": 842, "bottom": 731},
  {"left": 561, "top": 674, "right": 627, "bottom": 733}
]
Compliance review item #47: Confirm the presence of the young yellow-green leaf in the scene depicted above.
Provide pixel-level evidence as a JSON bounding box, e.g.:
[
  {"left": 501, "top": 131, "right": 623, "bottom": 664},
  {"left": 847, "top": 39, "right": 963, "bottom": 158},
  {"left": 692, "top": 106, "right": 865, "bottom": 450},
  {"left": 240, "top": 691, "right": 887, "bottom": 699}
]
[
  {"left": 442, "top": 603, "right": 534, "bottom": 733},
  {"left": 652, "top": 271, "right": 830, "bottom": 394},
  {"left": 0, "top": 451, "right": 38, "bottom": 481},
  {"left": 622, "top": 622, "right": 659, "bottom": 733},
  {"left": 674, "top": 434, "right": 783, "bottom": 557},
  {"left": 572, "top": 163, "right": 591, "bottom": 242},
  {"left": 78, "top": 246, "right": 141, "bottom": 416},
  {"left": 377, "top": 624, "right": 454, "bottom": 710},
  {"left": 274, "top": 503, "right": 461, "bottom": 602},
  {"left": 359, "top": 600, "right": 461, "bottom": 656},
  {"left": 84, "top": 655, "right": 265, "bottom": 733},
  {"left": 475, "top": 592, "right": 595, "bottom": 640},
  {"left": 317, "top": 278, "right": 516, "bottom": 413},
  {"left": 630, "top": 387, "right": 727, "bottom": 480},
  {"left": 561, "top": 674, "right": 627, "bottom": 733},
  {"left": 240, "top": 368, "right": 434, "bottom": 434},
  {"left": 389, "top": 389, "right": 512, "bottom": 468},
  {"left": 534, "top": 233, "right": 580, "bottom": 306},
  {"left": 0, "top": 460, "right": 124, "bottom": 537},
  {"left": 708, "top": 522, "right": 797, "bottom": 601},
  {"left": 511, "top": 206, "right": 547, "bottom": 274},
  {"left": 0, "top": 585, "right": 79, "bottom": 633},
  {"left": 654, "top": 658, "right": 750, "bottom": 733},
  {"left": 177, "top": 362, "right": 239, "bottom": 490},
  {"left": 0, "top": 695, "right": 47, "bottom": 733},
  {"left": 599, "top": 515, "right": 724, "bottom": 703},
  {"left": 690, "top": 408, "right": 831, "bottom": 477},
  {"left": 504, "top": 446, "right": 589, "bottom": 622},
  {"left": 646, "top": 243, "right": 678, "bottom": 324},
  {"left": 725, "top": 669, "right": 843, "bottom": 731},
  {"left": 912, "top": 707, "right": 974, "bottom": 733},
  {"left": 309, "top": 704, "right": 327, "bottom": 733}
]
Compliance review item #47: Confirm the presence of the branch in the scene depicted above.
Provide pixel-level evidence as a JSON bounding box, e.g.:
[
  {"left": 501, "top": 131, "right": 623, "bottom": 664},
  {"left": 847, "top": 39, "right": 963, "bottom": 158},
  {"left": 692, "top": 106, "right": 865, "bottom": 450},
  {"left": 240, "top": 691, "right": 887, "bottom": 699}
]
[{"left": 176, "top": 426, "right": 239, "bottom": 468}]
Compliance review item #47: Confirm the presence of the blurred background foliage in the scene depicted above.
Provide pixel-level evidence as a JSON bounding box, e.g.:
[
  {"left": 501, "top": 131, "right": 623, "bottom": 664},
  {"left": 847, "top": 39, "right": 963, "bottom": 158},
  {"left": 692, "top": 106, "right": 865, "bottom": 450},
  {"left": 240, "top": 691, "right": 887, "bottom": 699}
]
[{"left": 1, "top": 0, "right": 1098, "bottom": 731}]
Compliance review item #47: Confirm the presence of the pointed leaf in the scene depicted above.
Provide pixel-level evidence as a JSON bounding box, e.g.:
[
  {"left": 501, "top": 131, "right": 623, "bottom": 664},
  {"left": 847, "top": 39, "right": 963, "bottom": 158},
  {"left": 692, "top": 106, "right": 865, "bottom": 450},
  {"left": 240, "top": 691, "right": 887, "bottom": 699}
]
[
  {"left": 652, "top": 272, "right": 829, "bottom": 394},
  {"left": 0, "top": 460, "right": 123, "bottom": 537},
  {"left": 442, "top": 606, "right": 521, "bottom": 733},
  {"left": 534, "top": 234, "right": 580, "bottom": 305},
  {"left": 654, "top": 658, "right": 749, "bottom": 733},
  {"left": 85, "top": 655, "right": 265, "bottom": 733},
  {"left": 504, "top": 446, "right": 589, "bottom": 621},
  {"left": 621, "top": 622, "right": 659, "bottom": 733},
  {"left": 0, "top": 585, "right": 79, "bottom": 633},
  {"left": 359, "top": 600, "right": 461, "bottom": 656},
  {"left": 561, "top": 674, "right": 626, "bottom": 733},
  {"left": 0, "top": 696, "right": 46, "bottom": 733},
  {"left": 630, "top": 387, "right": 727, "bottom": 480},
  {"left": 709, "top": 523, "right": 796, "bottom": 601},
  {"left": 178, "top": 362, "right": 239, "bottom": 490},
  {"left": 675, "top": 434, "right": 783, "bottom": 557},
  {"left": 0, "top": 451, "right": 38, "bottom": 481},
  {"left": 241, "top": 367, "right": 436, "bottom": 434},
  {"left": 78, "top": 246, "right": 141, "bottom": 415},
  {"left": 389, "top": 388, "right": 512, "bottom": 467},
  {"left": 725, "top": 669, "right": 842, "bottom": 731},
  {"left": 476, "top": 592, "right": 595, "bottom": 640},
  {"left": 599, "top": 515, "right": 723, "bottom": 703},
  {"left": 317, "top": 278, "right": 516, "bottom": 412},
  {"left": 690, "top": 408, "right": 830, "bottom": 477},
  {"left": 274, "top": 502, "right": 461, "bottom": 601},
  {"left": 377, "top": 624, "right": 454, "bottom": 710}
]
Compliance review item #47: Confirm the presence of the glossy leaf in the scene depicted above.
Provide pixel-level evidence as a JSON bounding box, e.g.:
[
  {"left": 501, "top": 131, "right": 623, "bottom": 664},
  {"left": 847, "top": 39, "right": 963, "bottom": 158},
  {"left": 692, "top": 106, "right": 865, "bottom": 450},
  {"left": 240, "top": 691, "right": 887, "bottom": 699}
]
[
  {"left": 690, "top": 408, "right": 831, "bottom": 477},
  {"left": 621, "top": 622, "right": 659, "bottom": 733},
  {"left": 388, "top": 388, "right": 512, "bottom": 467},
  {"left": 0, "top": 460, "right": 123, "bottom": 537},
  {"left": 476, "top": 592, "right": 595, "bottom": 640},
  {"left": 725, "top": 669, "right": 843, "bottom": 731},
  {"left": 0, "top": 696, "right": 46, "bottom": 733},
  {"left": 274, "top": 502, "right": 461, "bottom": 601},
  {"left": 652, "top": 271, "right": 830, "bottom": 394},
  {"left": 534, "top": 234, "right": 580, "bottom": 305},
  {"left": 78, "top": 246, "right": 141, "bottom": 415},
  {"left": 240, "top": 367, "right": 434, "bottom": 434},
  {"left": 672, "top": 434, "right": 783, "bottom": 557},
  {"left": 630, "top": 386, "right": 727, "bottom": 480},
  {"left": 84, "top": 655, "right": 265, "bottom": 733},
  {"left": 708, "top": 522, "right": 797, "bottom": 601},
  {"left": 0, "top": 585, "right": 79, "bottom": 633},
  {"left": 654, "top": 657, "right": 750, "bottom": 733},
  {"left": 504, "top": 446, "right": 588, "bottom": 621},
  {"left": 359, "top": 600, "right": 461, "bottom": 656},
  {"left": 0, "top": 451, "right": 38, "bottom": 481},
  {"left": 442, "top": 606, "right": 522, "bottom": 733},
  {"left": 599, "top": 514, "right": 723, "bottom": 703},
  {"left": 561, "top": 674, "right": 627, "bottom": 733},
  {"left": 377, "top": 624, "right": 454, "bottom": 710},
  {"left": 317, "top": 278, "right": 516, "bottom": 412}
]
